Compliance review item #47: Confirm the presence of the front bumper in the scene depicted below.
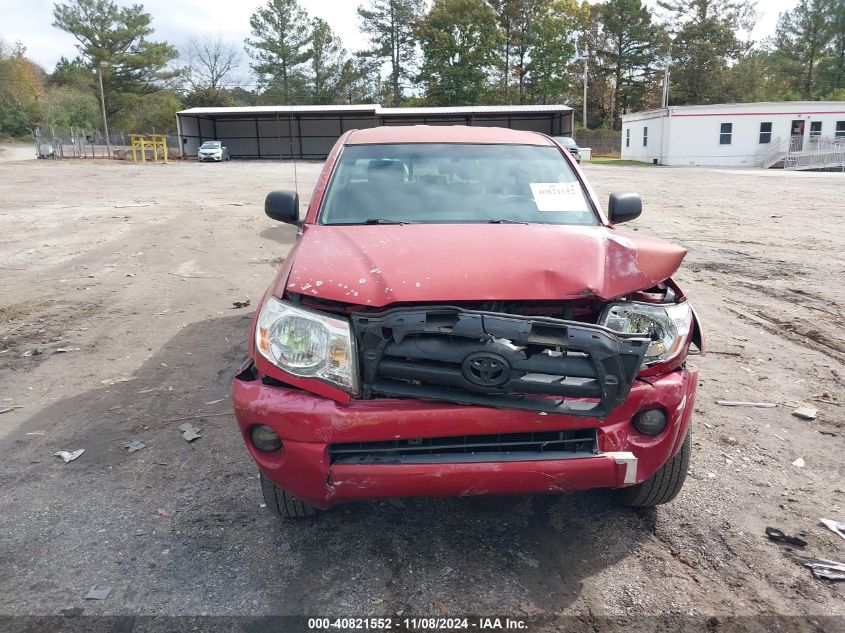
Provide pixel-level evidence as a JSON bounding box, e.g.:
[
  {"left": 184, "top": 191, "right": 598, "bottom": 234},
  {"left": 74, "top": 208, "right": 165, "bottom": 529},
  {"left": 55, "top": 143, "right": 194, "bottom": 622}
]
[
  {"left": 198, "top": 154, "right": 223, "bottom": 161},
  {"left": 232, "top": 365, "right": 697, "bottom": 509}
]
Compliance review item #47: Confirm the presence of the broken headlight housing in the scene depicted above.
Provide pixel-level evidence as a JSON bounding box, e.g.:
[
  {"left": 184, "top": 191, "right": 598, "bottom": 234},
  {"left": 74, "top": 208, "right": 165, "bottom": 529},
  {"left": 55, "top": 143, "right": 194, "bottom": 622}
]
[
  {"left": 600, "top": 301, "right": 694, "bottom": 368},
  {"left": 256, "top": 297, "right": 359, "bottom": 393}
]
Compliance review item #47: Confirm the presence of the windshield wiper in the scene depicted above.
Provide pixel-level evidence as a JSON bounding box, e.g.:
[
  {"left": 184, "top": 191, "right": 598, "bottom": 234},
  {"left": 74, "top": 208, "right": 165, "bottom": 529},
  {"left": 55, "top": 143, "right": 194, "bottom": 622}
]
[
  {"left": 487, "top": 219, "right": 529, "bottom": 224},
  {"left": 364, "top": 218, "right": 413, "bottom": 225}
]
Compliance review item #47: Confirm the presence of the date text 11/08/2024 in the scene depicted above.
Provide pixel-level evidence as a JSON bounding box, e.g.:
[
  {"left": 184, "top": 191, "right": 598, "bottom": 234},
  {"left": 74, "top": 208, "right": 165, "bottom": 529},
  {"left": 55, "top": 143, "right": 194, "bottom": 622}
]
[{"left": 308, "top": 617, "right": 528, "bottom": 630}]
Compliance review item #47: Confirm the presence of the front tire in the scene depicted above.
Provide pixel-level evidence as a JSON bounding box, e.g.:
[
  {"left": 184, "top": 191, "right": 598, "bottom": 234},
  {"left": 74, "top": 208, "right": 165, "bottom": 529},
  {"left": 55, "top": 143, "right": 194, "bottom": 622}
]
[
  {"left": 260, "top": 472, "right": 317, "bottom": 519},
  {"left": 618, "top": 429, "right": 691, "bottom": 507}
]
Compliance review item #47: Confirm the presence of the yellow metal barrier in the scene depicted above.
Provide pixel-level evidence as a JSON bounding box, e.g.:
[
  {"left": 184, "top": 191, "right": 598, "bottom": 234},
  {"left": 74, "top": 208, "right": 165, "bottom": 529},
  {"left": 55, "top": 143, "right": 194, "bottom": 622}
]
[
  {"left": 148, "top": 134, "right": 168, "bottom": 164},
  {"left": 128, "top": 134, "right": 169, "bottom": 164}
]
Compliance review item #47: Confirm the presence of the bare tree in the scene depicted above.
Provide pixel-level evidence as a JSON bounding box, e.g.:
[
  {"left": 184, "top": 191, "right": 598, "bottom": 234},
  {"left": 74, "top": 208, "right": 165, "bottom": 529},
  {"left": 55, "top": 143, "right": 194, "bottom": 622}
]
[{"left": 182, "top": 37, "right": 240, "bottom": 91}]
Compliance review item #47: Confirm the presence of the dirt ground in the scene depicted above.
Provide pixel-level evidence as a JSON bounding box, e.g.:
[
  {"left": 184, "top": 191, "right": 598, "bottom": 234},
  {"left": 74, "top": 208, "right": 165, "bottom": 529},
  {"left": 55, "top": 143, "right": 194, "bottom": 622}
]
[{"left": 0, "top": 152, "right": 843, "bottom": 631}]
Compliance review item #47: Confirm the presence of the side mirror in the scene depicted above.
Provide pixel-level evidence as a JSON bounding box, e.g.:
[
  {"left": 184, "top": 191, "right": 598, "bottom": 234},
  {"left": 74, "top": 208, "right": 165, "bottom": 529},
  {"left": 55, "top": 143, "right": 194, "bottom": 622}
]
[
  {"left": 265, "top": 190, "right": 300, "bottom": 225},
  {"left": 608, "top": 192, "right": 642, "bottom": 224}
]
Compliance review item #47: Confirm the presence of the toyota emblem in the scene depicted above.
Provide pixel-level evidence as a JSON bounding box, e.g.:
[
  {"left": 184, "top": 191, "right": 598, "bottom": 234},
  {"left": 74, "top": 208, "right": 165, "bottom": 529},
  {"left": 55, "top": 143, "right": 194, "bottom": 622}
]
[{"left": 461, "top": 352, "right": 511, "bottom": 388}]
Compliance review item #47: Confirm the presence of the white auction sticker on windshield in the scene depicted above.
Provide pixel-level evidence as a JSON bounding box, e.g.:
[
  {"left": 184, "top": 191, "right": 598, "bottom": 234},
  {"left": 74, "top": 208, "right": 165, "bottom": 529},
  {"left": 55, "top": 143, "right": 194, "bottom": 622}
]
[{"left": 530, "top": 182, "right": 588, "bottom": 212}]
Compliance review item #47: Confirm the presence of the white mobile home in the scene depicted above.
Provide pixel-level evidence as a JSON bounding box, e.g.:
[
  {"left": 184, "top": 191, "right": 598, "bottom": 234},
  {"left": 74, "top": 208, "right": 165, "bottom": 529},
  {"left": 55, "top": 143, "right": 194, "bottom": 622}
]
[{"left": 621, "top": 101, "right": 845, "bottom": 168}]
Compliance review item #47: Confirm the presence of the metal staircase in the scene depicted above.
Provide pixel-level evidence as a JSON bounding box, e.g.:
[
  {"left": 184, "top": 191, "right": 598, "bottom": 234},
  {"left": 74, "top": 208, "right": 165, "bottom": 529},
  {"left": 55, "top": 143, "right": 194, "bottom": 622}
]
[{"left": 756, "top": 136, "right": 845, "bottom": 171}]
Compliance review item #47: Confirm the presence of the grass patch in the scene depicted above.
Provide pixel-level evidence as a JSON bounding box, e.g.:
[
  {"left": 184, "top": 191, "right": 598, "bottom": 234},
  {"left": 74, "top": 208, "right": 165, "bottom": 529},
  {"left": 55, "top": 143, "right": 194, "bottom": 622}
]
[{"left": 587, "top": 157, "right": 655, "bottom": 166}]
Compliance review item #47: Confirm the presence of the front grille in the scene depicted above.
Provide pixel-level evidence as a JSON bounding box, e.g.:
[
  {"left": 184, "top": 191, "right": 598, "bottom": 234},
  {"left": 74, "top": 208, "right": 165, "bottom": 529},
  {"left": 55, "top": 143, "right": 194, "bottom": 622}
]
[
  {"left": 329, "top": 429, "right": 598, "bottom": 464},
  {"left": 351, "top": 306, "right": 648, "bottom": 417}
]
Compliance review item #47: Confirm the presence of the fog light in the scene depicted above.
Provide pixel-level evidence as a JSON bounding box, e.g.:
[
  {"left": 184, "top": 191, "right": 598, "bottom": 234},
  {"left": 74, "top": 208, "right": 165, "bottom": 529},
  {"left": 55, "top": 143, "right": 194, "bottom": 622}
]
[
  {"left": 633, "top": 409, "right": 667, "bottom": 436},
  {"left": 250, "top": 425, "right": 282, "bottom": 452}
]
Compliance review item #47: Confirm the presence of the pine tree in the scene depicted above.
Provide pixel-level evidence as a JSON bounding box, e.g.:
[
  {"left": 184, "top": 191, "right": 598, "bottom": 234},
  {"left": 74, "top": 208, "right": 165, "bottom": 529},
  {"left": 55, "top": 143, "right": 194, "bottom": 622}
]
[
  {"left": 245, "top": 0, "right": 312, "bottom": 103},
  {"left": 357, "top": 0, "right": 425, "bottom": 106}
]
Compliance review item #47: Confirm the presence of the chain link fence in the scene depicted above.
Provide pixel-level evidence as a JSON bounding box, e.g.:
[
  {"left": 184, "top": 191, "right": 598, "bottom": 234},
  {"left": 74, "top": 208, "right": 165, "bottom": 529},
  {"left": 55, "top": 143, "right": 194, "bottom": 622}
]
[
  {"left": 33, "top": 125, "right": 622, "bottom": 161},
  {"left": 33, "top": 127, "right": 180, "bottom": 160},
  {"left": 572, "top": 129, "right": 622, "bottom": 157}
]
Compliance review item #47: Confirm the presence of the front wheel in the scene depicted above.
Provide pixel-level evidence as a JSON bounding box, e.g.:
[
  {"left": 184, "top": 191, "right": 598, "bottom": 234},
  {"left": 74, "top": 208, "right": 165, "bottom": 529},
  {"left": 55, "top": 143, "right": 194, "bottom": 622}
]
[
  {"left": 618, "top": 429, "right": 691, "bottom": 507},
  {"left": 260, "top": 472, "right": 318, "bottom": 519}
]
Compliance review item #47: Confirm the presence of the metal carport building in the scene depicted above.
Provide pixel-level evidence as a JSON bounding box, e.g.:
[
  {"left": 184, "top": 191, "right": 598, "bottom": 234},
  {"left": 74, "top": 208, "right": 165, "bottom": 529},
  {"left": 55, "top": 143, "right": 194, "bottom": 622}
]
[{"left": 175, "top": 104, "right": 573, "bottom": 160}]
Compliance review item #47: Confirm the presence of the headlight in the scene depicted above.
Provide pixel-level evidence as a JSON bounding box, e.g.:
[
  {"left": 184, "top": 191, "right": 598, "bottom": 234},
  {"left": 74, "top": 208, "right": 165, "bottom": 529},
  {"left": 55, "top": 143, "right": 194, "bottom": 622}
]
[
  {"left": 256, "top": 297, "right": 359, "bottom": 393},
  {"left": 600, "top": 301, "right": 693, "bottom": 367}
]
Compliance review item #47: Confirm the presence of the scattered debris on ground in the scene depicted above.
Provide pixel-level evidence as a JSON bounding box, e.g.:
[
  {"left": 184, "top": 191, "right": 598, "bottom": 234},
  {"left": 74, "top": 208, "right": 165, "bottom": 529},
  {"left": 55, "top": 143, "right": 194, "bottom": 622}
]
[
  {"left": 797, "top": 557, "right": 845, "bottom": 581},
  {"left": 159, "top": 412, "right": 231, "bottom": 424},
  {"left": 519, "top": 601, "right": 545, "bottom": 616},
  {"left": 168, "top": 272, "right": 220, "bottom": 279},
  {"left": 178, "top": 423, "right": 202, "bottom": 442},
  {"left": 54, "top": 347, "right": 80, "bottom": 354},
  {"left": 114, "top": 202, "right": 153, "bottom": 208},
  {"left": 100, "top": 377, "right": 131, "bottom": 385},
  {"left": 122, "top": 440, "right": 146, "bottom": 453},
  {"left": 0, "top": 405, "right": 23, "bottom": 415},
  {"left": 791, "top": 406, "right": 818, "bottom": 420},
  {"left": 765, "top": 527, "right": 807, "bottom": 547},
  {"left": 232, "top": 300, "right": 251, "bottom": 309},
  {"left": 812, "top": 392, "right": 839, "bottom": 405},
  {"left": 715, "top": 400, "right": 776, "bottom": 408},
  {"left": 820, "top": 518, "right": 845, "bottom": 542},
  {"left": 84, "top": 586, "right": 112, "bottom": 600},
  {"left": 53, "top": 449, "right": 84, "bottom": 463},
  {"left": 792, "top": 457, "right": 806, "bottom": 468}
]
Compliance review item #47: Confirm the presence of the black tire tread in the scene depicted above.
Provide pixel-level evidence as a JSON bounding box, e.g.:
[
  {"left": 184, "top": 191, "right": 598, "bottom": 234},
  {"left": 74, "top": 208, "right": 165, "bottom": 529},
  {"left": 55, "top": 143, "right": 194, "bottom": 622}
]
[
  {"left": 620, "top": 429, "right": 691, "bottom": 507},
  {"left": 260, "top": 473, "right": 317, "bottom": 519}
]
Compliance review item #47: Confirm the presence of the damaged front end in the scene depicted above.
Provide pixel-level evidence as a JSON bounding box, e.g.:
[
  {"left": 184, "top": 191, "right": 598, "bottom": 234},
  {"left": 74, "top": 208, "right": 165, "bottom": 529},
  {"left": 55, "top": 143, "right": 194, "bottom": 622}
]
[
  {"left": 239, "top": 286, "right": 700, "bottom": 509},
  {"left": 263, "top": 279, "right": 701, "bottom": 417},
  {"left": 352, "top": 306, "right": 650, "bottom": 418}
]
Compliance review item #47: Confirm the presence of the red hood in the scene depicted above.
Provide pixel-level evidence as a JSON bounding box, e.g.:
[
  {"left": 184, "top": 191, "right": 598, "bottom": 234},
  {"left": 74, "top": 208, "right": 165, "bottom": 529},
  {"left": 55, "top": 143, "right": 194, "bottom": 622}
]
[{"left": 279, "top": 224, "right": 686, "bottom": 306}]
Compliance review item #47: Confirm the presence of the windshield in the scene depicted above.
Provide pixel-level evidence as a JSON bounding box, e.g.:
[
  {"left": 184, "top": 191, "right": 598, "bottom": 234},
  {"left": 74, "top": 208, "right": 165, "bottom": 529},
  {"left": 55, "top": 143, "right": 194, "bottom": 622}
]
[
  {"left": 555, "top": 137, "right": 577, "bottom": 147},
  {"left": 201, "top": 142, "right": 221, "bottom": 149},
  {"left": 320, "top": 143, "right": 596, "bottom": 225}
]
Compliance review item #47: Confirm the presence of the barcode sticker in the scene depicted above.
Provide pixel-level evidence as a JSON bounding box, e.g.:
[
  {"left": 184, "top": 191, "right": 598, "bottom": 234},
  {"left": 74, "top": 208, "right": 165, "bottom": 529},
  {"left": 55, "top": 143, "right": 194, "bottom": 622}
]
[{"left": 529, "top": 182, "right": 588, "bottom": 212}]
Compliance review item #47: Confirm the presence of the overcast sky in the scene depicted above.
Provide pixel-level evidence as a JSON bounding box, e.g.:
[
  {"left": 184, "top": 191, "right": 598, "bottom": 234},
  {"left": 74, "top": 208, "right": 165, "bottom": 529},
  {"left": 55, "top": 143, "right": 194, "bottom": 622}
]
[{"left": 2, "top": 0, "right": 799, "bottom": 83}]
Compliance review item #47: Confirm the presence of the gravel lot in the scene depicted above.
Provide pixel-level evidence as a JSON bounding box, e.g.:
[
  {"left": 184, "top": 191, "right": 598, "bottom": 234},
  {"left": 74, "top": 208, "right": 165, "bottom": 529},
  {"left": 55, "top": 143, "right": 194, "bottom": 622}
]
[{"left": 0, "top": 154, "right": 843, "bottom": 631}]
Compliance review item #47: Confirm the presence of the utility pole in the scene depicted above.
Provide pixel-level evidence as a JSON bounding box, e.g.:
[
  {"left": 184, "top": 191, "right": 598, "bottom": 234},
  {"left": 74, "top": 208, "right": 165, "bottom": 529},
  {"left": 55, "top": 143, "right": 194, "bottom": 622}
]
[
  {"left": 582, "top": 49, "right": 588, "bottom": 129},
  {"left": 96, "top": 61, "right": 111, "bottom": 158},
  {"left": 661, "top": 43, "right": 672, "bottom": 109}
]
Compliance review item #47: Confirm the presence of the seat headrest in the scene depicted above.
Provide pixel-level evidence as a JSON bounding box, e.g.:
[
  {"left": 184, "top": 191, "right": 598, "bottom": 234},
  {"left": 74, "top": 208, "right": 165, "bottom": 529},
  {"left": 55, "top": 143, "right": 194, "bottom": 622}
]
[{"left": 368, "top": 159, "right": 406, "bottom": 182}]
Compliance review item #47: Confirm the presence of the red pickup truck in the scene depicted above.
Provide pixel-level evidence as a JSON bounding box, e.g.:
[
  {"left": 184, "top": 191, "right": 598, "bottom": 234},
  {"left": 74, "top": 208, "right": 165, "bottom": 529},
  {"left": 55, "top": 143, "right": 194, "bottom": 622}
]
[{"left": 232, "top": 125, "right": 701, "bottom": 518}]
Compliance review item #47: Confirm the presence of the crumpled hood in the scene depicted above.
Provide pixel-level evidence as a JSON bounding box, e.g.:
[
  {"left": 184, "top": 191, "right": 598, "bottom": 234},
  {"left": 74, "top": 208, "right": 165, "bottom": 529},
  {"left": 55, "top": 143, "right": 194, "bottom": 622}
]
[{"left": 280, "top": 224, "right": 686, "bottom": 306}]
